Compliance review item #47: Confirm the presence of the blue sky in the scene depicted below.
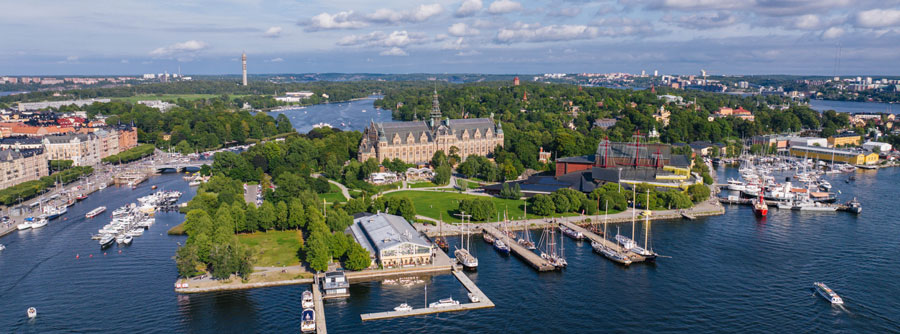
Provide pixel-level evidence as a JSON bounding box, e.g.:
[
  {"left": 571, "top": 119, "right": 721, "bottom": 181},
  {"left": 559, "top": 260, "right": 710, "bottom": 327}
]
[{"left": 2, "top": 0, "right": 900, "bottom": 75}]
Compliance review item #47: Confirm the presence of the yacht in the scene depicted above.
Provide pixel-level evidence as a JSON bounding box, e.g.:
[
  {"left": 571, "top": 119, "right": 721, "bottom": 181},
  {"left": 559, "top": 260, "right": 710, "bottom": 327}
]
[
  {"left": 31, "top": 218, "right": 49, "bottom": 228},
  {"left": 817, "top": 180, "right": 832, "bottom": 191},
  {"left": 467, "top": 292, "right": 481, "bottom": 303},
  {"left": 482, "top": 231, "right": 494, "bottom": 244},
  {"left": 615, "top": 234, "right": 657, "bottom": 261},
  {"left": 127, "top": 228, "right": 144, "bottom": 237},
  {"left": 99, "top": 234, "right": 115, "bottom": 248},
  {"left": 455, "top": 248, "right": 478, "bottom": 270},
  {"left": 592, "top": 241, "right": 632, "bottom": 266},
  {"left": 846, "top": 198, "right": 862, "bottom": 214},
  {"left": 43, "top": 206, "right": 67, "bottom": 220},
  {"left": 814, "top": 282, "right": 844, "bottom": 305},
  {"left": 17, "top": 221, "right": 32, "bottom": 230},
  {"left": 726, "top": 178, "right": 746, "bottom": 192},
  {"left": 393, "top": 303, "right": 413, "bottom": 312},
  {"left": 301, "top": 290, "right": 315, "bottom": 309},
  {"left": 0, "top": 244, "right": 5, "bottom": 251},
  {"left": 492, "top": 239, "right": 510, "bottom": 255},
  {"left": 86, "top": 206, "right": 107, "bottom": 218},
  {"left": 116, "top": 235, "right": 126, "bottom": 244},
  {"left": 122, "top": 235, "right": 133, "bottom": 245},
  {"left": 792, "top": 200, "right": 838, "bottom": 212},
  {"left": 428, "top": 297, "right": 459, "bottom": 308},
  {"left": 300, "top": 308, "right": 316, "bottom": 333}
]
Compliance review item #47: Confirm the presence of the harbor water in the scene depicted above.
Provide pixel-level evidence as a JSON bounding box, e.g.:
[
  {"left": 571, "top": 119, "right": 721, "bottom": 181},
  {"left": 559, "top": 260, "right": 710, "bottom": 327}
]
[
  {"left": 809, "top": 99, "right": 896, "bottom": 115},
  {"left": 268, "top": 95, "right": 392, "bottom": 134},
  {"left": 2, "top": 167, "right": 900, "bottom": 332}
]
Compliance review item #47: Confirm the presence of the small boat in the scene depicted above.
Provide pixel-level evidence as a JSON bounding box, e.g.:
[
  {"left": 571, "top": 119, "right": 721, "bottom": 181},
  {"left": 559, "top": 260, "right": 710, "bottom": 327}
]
[
  {"left": 98, "top": 183, "right": 107, "bottom": 190},
  {"left": 493, "top": 239, "right": 510, "bottom": 255},
  {"left": 27, "top": 307, "right": 37, "bottom": 319},
  {"left": 428, "top": 297, "right": 459, "bottom": 308},
  {"left": 17, "top": 222, "right": 32, "bottom": 230},
  {"left": 468, "top": 292, "right": 481, "bottom": 303},
  {"left": 75, "top": 193, "right": 88, "bottom": 201},
  {"left": 301, "top": 290, "right": 315, "bottom": 309},
  {"left": 559, "top": 225, "right": 584, "bottom": 240},
  {"left": 188, "top": 180, "right": 201, "bottom": 187},
  {"left": 518, "top": 238, "right": 536, "bottom": 250},
  {"left": 122, "top": 235, "right": 133, "bottom": 245},
  {"left": 846, "top": 198, "right": 862, "bottom": 214},
  {"left": 86, "top": 206, "right": 107, "bottom": 218},
  {"left": 99, "top": 234, "right": 115, "bottom": 248},
  {"left": 0, "top": 244, "right": 5, "bottom": 251},
  {"left": 482, "top": 231, "right": 494, "bottom": 244},
  {"left": 151, "top": 185, "right": 158, "bottom": 190},
  {"left": 814, "top": 282, "right": 844, "bottom": 305},
  {"left": 753, "top": 191, "right": 768, "bottom": 218},
  {"left": 116, "top": 235, "right": 126, "bottom": 244},
  {"left": 300, "top": 308, "right": 316, "bottom": 333},
  {"left": 433, "top": 237, "right": 449, "bottom": 251},
  {"left": 31, "top": 218, "right": 48, "bottom": 228},
  {"left": 393, "top": 303, "right": 413, "bottom": 312}
]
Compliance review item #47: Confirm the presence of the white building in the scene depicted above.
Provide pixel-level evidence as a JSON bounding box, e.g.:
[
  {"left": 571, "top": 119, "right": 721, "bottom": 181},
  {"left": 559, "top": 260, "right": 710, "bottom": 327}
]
[
  {"left": 346, "top": 212, "right": 433, "bottom": 269},
  {"left": 862, "top": 141, "right": 892, "bottom": 152},
  {"left": 788, "top": 137, "right": 828, "bottom": 148},
  {"left": 138, "top": 100, "right": 176, "bottom": 112}
]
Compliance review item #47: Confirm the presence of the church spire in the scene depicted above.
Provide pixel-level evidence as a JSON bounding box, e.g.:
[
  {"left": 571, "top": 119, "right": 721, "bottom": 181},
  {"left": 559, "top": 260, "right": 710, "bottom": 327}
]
[{"left": 430, "top": 89, "right": 441, "bottom": 121}]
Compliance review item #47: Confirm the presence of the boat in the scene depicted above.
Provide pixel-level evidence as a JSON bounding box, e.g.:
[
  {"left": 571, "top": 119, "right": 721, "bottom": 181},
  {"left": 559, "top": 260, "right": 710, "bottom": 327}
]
[
  {"left": 27, "top": 307, "right": 37, "bottom": 319},
  {"left": 0, "top": 244, "right": 5, "bottom": 251},
  {"left": 151, "top": 185, "right": 158, "bottom": 190},
  {"left": 846, "top": 198, "right": 862, "bottom": 214},
  {"left": 75, "top": 193, "right": 88, "bottom": 201},
  {"left": 98, "top": 183, "right": 107, "bottom": 190},
  {"left": 454, "top": 219, "right": 478, "bottom": 270},
  {"left": 559, "top": 224, "right": 584, "bottom": 240},
  {"left": 312, "top": 122, "right": 332, "bottom": 129},
  {"left": 592, "top": 241, "right": 632, "bottom": 266},
  {"left": 538, "top": 223, "right": 567, "bottom": 268},
  {"left": 300, "top": 308, "right": 316, "bottom": 333},
  {"left": 753, "top": 190, "right": 768, "bottom": 217},
  {"left": 17, "top": 221, "right": 32, "bottom": 230},
  {"left": 792, "top": 200, "right": 838, "bottom": 212},
  {"left": 482, "top": 230, "right": 494, "bottom": 244},
  {"left": 493, "top": 239, "right": 510, "bottom": 255},
  {"left": 99, "top": 234, "right": 115, "bottom": 247},
  {"left": 116, "top": 235, "right": 126, "bottom": 244},
  {"left": 31, "top": 218, "right": 48, "bottom": 228},
  {"left": 428, "top": 297, "right": 459, "bottom": 308},
  {"left": 301, "top": 290, "right": 315, "bottom": 309},
  {"left": 43, "top": 206, "right": 66, "bottom": 220},
  {"left": 393, "top": 303, "right": 413, "bottom": 312},
  {"left": 86, "top": 206, "right": 107, "bottom": 218},
  {"left": 814, "top": 282, "right": 844, "bottom": 305},
  {"left": 122, "top": 235, "right": 133, "bottom": 245},
  {"left": 517, "top": 230, "right": 536, "bottom": 250},
  {"left": 188, "top": 180, "right": 201, "bottom": 187},
  {"left": 726, "top": 178, "right": 746, "bottom": 192},
  {"left": 433, "top": 215, "right": 449, "bottom": 251},
  {"left": 468, "top": 292, "right": 481, "bottom": 303},
  {"left": 817, "top": 180, "right": 832, "bottom": 191}
]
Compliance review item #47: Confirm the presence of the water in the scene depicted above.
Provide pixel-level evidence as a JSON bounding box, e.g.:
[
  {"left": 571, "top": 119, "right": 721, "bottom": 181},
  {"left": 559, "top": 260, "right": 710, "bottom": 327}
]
[
  {"left": 0, "top": 91, "right": 27, "bottom": 97},
  {"left": 269, "top": 95, "right": 393, "bottom": 134},
  {"left": 809, "top": 99, "right": 896, "bottom": 114},
  {"left": 2, "top": 169, "right": 900, "bottom": 333}
]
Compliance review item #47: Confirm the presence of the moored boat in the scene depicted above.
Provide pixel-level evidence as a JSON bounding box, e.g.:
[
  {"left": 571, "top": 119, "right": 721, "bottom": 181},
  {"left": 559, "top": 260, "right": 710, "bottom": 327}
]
[
  {"left": 301, "top": 290, "right": 315, "bottom": 309},
  {"left": 753, "top": 191, "right": 768, "bottom": 217},
  {"left": 31, "top": 218, "right": 48, "bottom": 228},
  {"left": 592, "top": 241, "right": 632, "bottom": 266},
  {"left": 300, "top": 308, "right": 316, "bottom": 333},
  {"left": 482, "top": 231, "right": 494, "bottom": 244},
  {"left": 428, "top": 297, "right": 459, "bottom": 308},
  {"left": 493, "top": 239, "right": 510, "bottom": 255},
  {"left": 393, "top": 303, "right": 413, "bottom": 312},
  {"left": 99, "top": 234, "right": 115, "bottom": 248},
  {"left": 559, "top": 225, "right": 584, "bottom": 240},
  {"left": 122, "top": 235, "right": 133, "bottom": 245}
]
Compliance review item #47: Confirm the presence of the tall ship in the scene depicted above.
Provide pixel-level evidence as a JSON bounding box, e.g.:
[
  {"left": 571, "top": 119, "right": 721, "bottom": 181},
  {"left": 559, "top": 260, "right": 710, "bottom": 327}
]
[
  {"left": 593, "top": 202, "right": 632, "bottom": 265},
  {"left": 432, "top": 214, "right": 449, "bottom": 251},
  {"left": 538, "top": 222, "right": 567, "bottom": 268},
  {"left": 516, "top": 203, "right": 536, "bottom": 250},
  {"left": 454, "top": 219, "right": 478, "bottom": 270},
  {"left": 615, "top": 191, "right": 658, "bottom": 261}
]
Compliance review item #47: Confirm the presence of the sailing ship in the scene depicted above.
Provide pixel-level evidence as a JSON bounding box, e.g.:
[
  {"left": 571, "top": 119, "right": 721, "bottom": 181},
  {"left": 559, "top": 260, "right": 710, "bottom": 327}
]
[
  {"left": 433, "top": 213, "right": 449, "bottom": 251},
  {"left": 538, "top": 222, "right": 567, "bottom": 268},
  {"left": 615, "top": 191, "right": 658, "bottom": 261},
  {"left": 454, "top": 216, "right": 478, "bottom": 270},
  {"left": 593, "top": 201, "right": 632, "bottom": 265},
  {"left": 517, "top": 201, "right": 536, "bottom": 249}
]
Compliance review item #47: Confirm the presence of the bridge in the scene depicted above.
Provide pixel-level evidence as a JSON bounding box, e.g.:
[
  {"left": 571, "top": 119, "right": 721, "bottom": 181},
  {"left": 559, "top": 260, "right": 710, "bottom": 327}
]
[{"left": 151, "top": 160, "right": 207, "bottom": 172}]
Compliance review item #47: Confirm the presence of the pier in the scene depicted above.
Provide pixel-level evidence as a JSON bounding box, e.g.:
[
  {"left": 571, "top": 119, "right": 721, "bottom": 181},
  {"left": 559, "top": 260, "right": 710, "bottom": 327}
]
[
  {"left": 481, "top": 226, "right": 557, "bottom": 271},
  {"left": 359, "top": 267, "right": 494, "bottom": 321},
  {"left": 560, "top": 221, "right": 647, "bottom": 263},
  {"left": 312, "top": 276, "right": 327, "bottom": 334}
]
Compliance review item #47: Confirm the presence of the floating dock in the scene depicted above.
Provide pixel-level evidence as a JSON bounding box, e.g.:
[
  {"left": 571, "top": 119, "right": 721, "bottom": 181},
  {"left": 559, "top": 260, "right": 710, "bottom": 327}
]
[
  {"left": 312, "top": 277, "right": 327, "bottom": 334},
  {"left": 482, "top": 226, "right": 557, "bottom": 271},
  {"left": 559, "top": 221, "right": 647, "bottom": 263},
  {"left": 359, "top": 267, "right": 494, "bottom": 321}
]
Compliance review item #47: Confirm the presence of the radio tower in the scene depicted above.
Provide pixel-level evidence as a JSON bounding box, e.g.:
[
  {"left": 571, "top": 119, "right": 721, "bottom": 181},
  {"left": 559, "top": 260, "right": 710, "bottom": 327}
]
[{"left": 241, "top": 51, "right": 248, "bottom": 86}]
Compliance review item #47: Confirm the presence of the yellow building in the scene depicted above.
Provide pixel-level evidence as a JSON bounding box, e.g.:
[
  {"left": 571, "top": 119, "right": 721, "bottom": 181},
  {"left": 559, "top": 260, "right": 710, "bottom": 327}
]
[
  {"left": 827, "top": 133, "right": 862, "bottom": 147},
  {"left": 790, "top": 146, "right": 878, "bottom": 165}
]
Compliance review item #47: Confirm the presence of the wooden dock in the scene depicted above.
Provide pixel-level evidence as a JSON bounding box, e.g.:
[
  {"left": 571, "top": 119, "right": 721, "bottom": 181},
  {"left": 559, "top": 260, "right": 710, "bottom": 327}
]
[
  {"left": 312, "top": 277, "right": 327, "bottom": 334},
  {"left": 559, "top": 221, "right": 647, "bottom": 263},
  {"left": 360, "top": 267, "right": 494, "bottom": 321},
  {"left": 482, "top": 226, "right": 557, "bottom": 271}
]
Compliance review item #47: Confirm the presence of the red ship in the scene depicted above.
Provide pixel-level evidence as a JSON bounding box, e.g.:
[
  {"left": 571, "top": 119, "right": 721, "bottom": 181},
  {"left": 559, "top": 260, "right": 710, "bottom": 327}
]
[{"left": 753, "top": 190, "right": 768, "bottom": 217}]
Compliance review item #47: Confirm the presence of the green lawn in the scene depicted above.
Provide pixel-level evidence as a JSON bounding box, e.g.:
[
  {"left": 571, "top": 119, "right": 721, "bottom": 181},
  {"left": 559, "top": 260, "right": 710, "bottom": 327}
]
[
  {"left": 455, "top": 178, "right": 483, "bottom": 190},
  {"left": 237, "top": 230, "right": 304, "bottom": 267},
  {"left": 111, "top": 94, "right": 250, "bottom": 104},
  {"left": 382, "top": 190, "right": 576, "bottom": 223},
  {"left": 408, "top": 181, "right": 438, "bottom": 189},
  {"left": 320, "top": 183, "right": 347, "bottom": 203}
]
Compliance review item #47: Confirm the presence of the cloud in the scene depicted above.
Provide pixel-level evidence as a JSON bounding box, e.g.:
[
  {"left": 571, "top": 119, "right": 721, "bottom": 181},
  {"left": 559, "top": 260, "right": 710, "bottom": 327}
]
[
  {"left": 488, "top": 0, "right": 523, "bottom": 14},
  {"left": 625, "top": 0, "right": 854, "bottom": 17},
  {"left": 456, "top": 50, "right": 482, "bottom": 56},
  {"left": 365, "top": 4, "right": 444, "bottom": 23},
  {"left": 380, "top": 47, "right": 408, "bottom": 56},
  {"left": 442, "top": 37, "right": 469, "bottom": 50},
  {"left": 547, "top": 7, "right": 582, "bottom": 17},
  {"left": 495, "top": 23, "right": 599, "bottom": 43},
  {"left": 120, "top": 59, "right": 129, "bottom": 64},
  {"left": 149, "top": 40, "right": 208, "bottom": 59},
  {"left": 305, "top": 11, "right": 367, "bottom": 31},
  {"left": 855, "top": 9, "right": 900, "bottom": 28},
  {"left": 793, "top": 14, "right": 821, "bottom": 29},
  {"left": 662, "top": 11, "right": 736, "bottom": 29},
  {"left": 448, "top": 23, "right": 480, "bottom": 36},
  {"left": 58, "top": 55, "right": 79, "bottom": 64},
  {"left": 267, "top": 57, "right": 284, "bottom": 62},
  {"left": 456, "top": 0, "right": 483, "bottom": 17},
  {"left": 263, "top": 26, "right": 283, "bottom": 38},
  {"left": 822, "top": 26, "right": 844, "bottom": 39},
  {"left": 337, "top": 30, "right": 426, "bottom": 48}
]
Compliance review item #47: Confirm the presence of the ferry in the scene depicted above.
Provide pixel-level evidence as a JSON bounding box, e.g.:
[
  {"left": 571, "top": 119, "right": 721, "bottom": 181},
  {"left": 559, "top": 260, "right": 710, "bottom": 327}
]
[
  {"left": 86, "top": 206, "right": 107, "bottom": 218},
  {"left": 592, "top": 241, "right": 632, "bottom": 266},
  {"left": 300, "top": 308, "right": 316, "bottom": 333},
  {"left": 814, "top": 282, "right": 844, "bottom": 305},
  {"left": 301, "top": 290, "right": 315, "bottom": 309},
  {"left": 493, "top": 239, "right": 510, "bottom": 255},
  {"left": 428, "top": 297, "right": 459, "bottom": 308}
]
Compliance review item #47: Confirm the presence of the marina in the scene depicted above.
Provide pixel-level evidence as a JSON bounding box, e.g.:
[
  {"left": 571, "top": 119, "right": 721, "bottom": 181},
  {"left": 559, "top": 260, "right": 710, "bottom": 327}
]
[
  {"left": 482, "top": 225, "right": 557, "bottom": 271},
  {"left": 359, "top": 267, "right": 494, "bottom": 321}
]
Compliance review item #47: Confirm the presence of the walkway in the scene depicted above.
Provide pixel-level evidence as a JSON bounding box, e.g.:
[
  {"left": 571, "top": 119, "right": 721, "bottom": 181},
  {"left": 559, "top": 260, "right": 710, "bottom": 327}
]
[{"left": 310, "top": 173, "right": 351, "bottom": 202}]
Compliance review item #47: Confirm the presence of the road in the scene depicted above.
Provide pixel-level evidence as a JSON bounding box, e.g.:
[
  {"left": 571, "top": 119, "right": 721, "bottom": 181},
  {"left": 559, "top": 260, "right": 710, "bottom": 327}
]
[{"left": 243, "top": 184, "right": 260, "bottom": 207}]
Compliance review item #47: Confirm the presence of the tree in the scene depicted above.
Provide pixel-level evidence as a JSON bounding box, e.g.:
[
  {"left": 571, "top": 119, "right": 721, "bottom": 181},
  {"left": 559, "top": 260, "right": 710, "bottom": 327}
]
[
  {"left": 551, "top": 192, "right": 571, "bottom": 213},
  {"left": 244, "top": 204, "right": 259, "bottom": 232},
  {"left": 275, "top": 201, "right": 289, "bottom": 230},
  {"left": 530, "top": 194, "right": 555, "bottom": 216},
  {"left": 175, "top": 244, "right": 202, "bottom": 278},
  {"left": 212, "top": 204, "right": 235, "bottom": 244},
  {"left": 458, "top": 198, "right": 495, "bottom": 221},
  {"left": 457, "top": 157, "right": 480, "bottom": 178},
  {"left": 258, "top": 201, "right": 276, "bottom": 231},
  {"left": 433, "top": 164, "right": 451, "bottom": 186},
  {"left": 326, "top": 207, "right": 353, "bottom": 232},
  {"left": 431, "top": 150, "right": 448, "bottom": 168},
  {"left": 688, "top": 184, "right": 711, "bottom": 203},
  {"left": 344, "top": 242, "right": 372, "bottom": 271},
  {"left": 305, "top": 232, "right": 331, "bottom": 272},
  {"left": 329, "top": 232, "right": 351, "bottom": 259},
  {"left": 231, "top": 204, "right": 246, "bottom": 233},
  {"left": 288, "top": 199, "right": 306, "bottom": 229}
]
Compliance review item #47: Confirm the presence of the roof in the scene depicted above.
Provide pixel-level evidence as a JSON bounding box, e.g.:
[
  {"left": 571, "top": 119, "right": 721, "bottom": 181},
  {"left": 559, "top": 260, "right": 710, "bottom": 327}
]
[
  {"left": 0, "top": 148, "right": 44, "bottom": 162},
  {"left": 557, "top": 155, "right": 594, "bottom": 164},
  {"left": 791, "top": 145, "right": 867, "bottom": 157},
  {"left": 349, "top": 212, "right": 431, "bottom": 254},
  {"left": 43, "top": 133, "right": 95, "bottom": 144},
  {"left": 669, "top": 155, "right": 691, "bottom": 168},
  {"left": 831, "top": 132, "right": 861, "bottom": 138},
  {"left": 371, "top": 117, "right": 498, "bottom": 145}
]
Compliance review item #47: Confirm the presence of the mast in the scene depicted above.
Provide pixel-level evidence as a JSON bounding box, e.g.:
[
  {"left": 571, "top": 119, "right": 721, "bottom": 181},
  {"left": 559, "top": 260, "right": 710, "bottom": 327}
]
[
  {"left": 645, "top": 190, "right": 651, "bottom": 250},
  {"left": 631, "top": 186, "right": 636, "bottom": 239}
]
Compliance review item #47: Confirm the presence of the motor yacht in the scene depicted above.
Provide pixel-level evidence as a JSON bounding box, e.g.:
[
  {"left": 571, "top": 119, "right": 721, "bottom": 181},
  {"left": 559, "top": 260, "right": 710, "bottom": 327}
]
[
  {"left": 814, "top": 282, "right": 844, "bottom": 305},
  {"left": 301, "top": 290, "right": 315, "bottom": 309},
  {"left": 428, "top": 297, "right": 459, "bottom": 308},
  {"left": 393, "top": 303, "right": 413, "bottom": 312},
  {"left": 300, "top": 308, "right": 316, "bottom": 333}
]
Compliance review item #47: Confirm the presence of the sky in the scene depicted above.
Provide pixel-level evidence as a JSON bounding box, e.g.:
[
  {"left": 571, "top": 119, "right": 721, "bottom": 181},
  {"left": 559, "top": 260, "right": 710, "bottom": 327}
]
[{"left": 2, "top": 0, "right": 900, "bottom": 76}]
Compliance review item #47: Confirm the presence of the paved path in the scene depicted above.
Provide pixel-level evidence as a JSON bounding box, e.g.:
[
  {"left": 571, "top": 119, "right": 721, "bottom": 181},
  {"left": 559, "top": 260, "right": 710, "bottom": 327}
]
[
  {"left": 311, "top": 173, "right": 352, "bottom": 201},
  {"left": 244, "top": 184, "right": 260, "bottom": 207}
]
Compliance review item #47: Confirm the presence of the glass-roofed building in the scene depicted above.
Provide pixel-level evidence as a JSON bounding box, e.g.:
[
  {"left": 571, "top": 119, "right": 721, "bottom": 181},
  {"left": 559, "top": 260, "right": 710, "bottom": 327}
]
[{"left": 347, "top": 212, "right": 434, "bottom": 269}]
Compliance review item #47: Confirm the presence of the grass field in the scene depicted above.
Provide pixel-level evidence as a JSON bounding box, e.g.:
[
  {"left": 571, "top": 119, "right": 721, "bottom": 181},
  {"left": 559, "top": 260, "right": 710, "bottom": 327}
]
[
  {"left": 167, "top": 223, "right": 185, "bottom": 235},
  {"left": 111, "top": 94, "right": 250, "bottom": 104},
  {"left": 320, "top": 183, "right": 347, "bottom": 203},
  {"left": 237, "top": 230, "right": 304, "bottom": 267},
  {"left": 382, "top": 190, "right": 576, "bottom": 223},
  {"left": 408, "top": 181, "right": 438, "bottom": 188},
  {"left": 455, "top": 178, "right": 483, "bottom": 190}
]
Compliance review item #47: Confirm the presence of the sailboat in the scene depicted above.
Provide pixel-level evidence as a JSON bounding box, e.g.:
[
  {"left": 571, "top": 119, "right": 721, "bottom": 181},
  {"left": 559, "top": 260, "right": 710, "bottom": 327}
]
[
  {"left": 493, "top": 213, "right": 511, "bottom": 255},
  {"left": 433, "top": 213, "right": 449, "bottom": 251},
  {"left": 616, "top": 191, "right": 658, "bottom": 261},
  {"left": 517, "top": 202, "right": 536, "bottom": 249},
  {"left": 592, "top": 201, "right": 632, "bottom": 265},
  {"left": 454, "top": 214, "right": 478, "bottom": 270},
  {"left": 539, "top": 222, "right": 567, "bottom": 268}
]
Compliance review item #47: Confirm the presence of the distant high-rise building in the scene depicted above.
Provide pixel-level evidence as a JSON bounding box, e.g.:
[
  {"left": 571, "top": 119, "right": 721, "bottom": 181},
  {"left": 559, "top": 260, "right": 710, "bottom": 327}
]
[
  {"left": 653, "top": 70, "right": 658, "bottom": 76},
  {"left": 641, "top": 70, "right": 646, "bottom": 76},
  {"left": 701, "top": 69, "right": 707, "bottom": 77},
  {"left": 513, "top": 76, "right": 520, "bottom": 86},
  {"left": 241, "top": 52, "right": 248, "bottom": 86}
]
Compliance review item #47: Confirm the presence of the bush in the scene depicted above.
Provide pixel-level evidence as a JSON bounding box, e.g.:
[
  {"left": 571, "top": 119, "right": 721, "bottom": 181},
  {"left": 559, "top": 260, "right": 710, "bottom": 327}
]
[
  {"left": 530, "top": 194, "right": 555, "bottom": 216},
  {"left": 102, "top": 144, "right": 155, "bottom": 164},
  {"left": 458, "top": 198, "right": 496, "bottom": 221},
  {"left": 688, "top": 184, "right": 711, "bottom": 203}
]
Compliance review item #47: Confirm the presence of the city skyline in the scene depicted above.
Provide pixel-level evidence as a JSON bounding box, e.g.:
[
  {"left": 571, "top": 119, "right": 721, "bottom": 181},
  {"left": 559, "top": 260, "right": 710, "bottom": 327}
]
[{"left": 2, "top": 1, "right": 900, "bottom": 75}]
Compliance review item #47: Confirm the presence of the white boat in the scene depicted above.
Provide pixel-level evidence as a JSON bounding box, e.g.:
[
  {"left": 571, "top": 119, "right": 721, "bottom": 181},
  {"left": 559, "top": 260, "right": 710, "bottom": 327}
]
[
  {"left": 17, "top": 222, "right": 32, "bottom": 230},
  {"left": 122, "top": 235, "right": 133, "bottom": 245},
  {"left": 98, "top": 183, "right": 107, "bottom": 190},
  {"left": 127, "top": 228, "right": 143, "bottom": 237},
  {"left": 393, "top": 303, "right": 413, "bottom": 312},
  {"left": 188, "top": 180, "right": 201, "bottom": 187},
  {"left": 86, "top": 206, "right": 107, "bottom": 218},
  {"left": 116, "top": 235, "right": 126, "bottom": 244},
  {"left": 301, "top": 308, "right": 316, "bottom": 333},
  {"left": 467, "top": 292, "right": 481, "bottom": 303},
  {"left": 31, "top": 218, "right": 48, "bottom": 228},
  {"left": 592, "top": 241, "right": 632, "bottom": 265},
  {"left": 428, "top": 297, "right": 459, "bottom": 308},
  {"left": 814, "top": 282, "right": 844, "bottom": 305},
  {"left": 99, "top": 234, "right": 115, "bottom": 247},
  {"left": 27, "top": 307, "right": 37, "bottom": 319},
  {"left": 454, "top": 220, "right": 478, "bottom": 270},
  {"left": 792, "top": 201, "right": 838, "bottom": 212},
  {"left": 301, "top": 290, "right": 315, "bottom": 309},
  {"left": 0, "top": 244, "right": 5, "bottom": 251},
  {"left": 726, "top": 178, "right": 746, "bottom": 191}
]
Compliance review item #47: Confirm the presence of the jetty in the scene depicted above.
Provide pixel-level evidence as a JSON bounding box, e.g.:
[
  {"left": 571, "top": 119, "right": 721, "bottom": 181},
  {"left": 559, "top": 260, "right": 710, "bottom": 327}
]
[
  {"left": 312, "top": 276, "right": 327, "bottom": 334},
  {"left": 560, "top": 221, "right": 647, "bottom": 263},
  {"left": 360, "top": 267, "right": 494, "bottom": 321},
  {"left": 482, "top": 226, "right": 557, "bottom": 271}
]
